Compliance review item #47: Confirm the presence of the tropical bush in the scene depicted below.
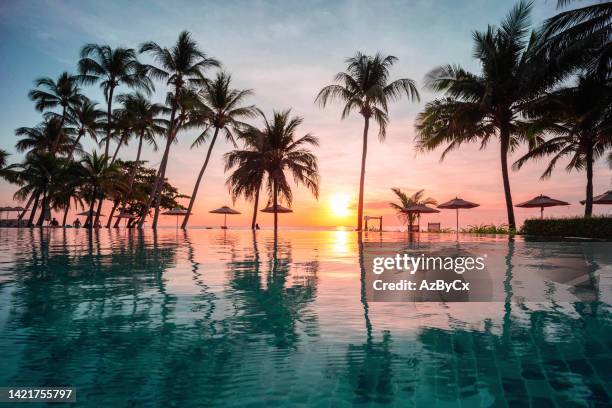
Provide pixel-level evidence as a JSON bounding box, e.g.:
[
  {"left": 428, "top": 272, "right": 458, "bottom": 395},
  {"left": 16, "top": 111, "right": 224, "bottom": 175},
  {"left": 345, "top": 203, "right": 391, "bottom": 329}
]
[
  {"left": 520, "top": 217, "right": 612, "bottom": 239},
  {"left": 460, "top": 224, "right": 511, "bottom": 234}
]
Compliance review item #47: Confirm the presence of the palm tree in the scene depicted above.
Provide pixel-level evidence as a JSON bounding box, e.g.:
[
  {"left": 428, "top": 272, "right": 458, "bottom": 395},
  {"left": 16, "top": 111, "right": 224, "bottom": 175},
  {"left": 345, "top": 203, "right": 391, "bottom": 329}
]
[
  {"left": 15, "top": 117, "right": 76, "bottom": 156},
  {"left": 0, "top": 149, "right": 18, "bottom": 183},
  {"left": 542, "top": 0, "right": 612, "bottom": 79},
  {"left": 181, "top": 72, "right": 256, "bottom": 229},
  {"left": 225, "top": 127, "right": 268, "bottom": 230},
  {"left": 513, "top": 75, "right": 612, "bottom": 216},
  {"left": 316, "top": 52, "right": 419, "bottom": 231},
  {"left": 80, "top": 151, "right": 124, "bottom": 228},
  {"left": 28, "top": 72, "right": 83, "bottom": 152},
  {"left": 78, "top": 44, "right": 152, "bottom": 156},
  {"left": 389, "top": 188, "right": 437, "bottom": 232},
  {"left": 112, "top": 92, "right": 168, "bottom": 227},
  {"left": 138, "top": 31, "right": 219, "bottom": 228},
  {"left": 51, "top": 160, "right": 86, "bottom": 226},
  {"left": 250, "top": 110, "right": 319, "bottom": 234},
  {"left": 65, "top": 97, "right": 105, "bottom": 159},
  {"left": 414, "top": 1, "right": 567, "bottom": 230}
]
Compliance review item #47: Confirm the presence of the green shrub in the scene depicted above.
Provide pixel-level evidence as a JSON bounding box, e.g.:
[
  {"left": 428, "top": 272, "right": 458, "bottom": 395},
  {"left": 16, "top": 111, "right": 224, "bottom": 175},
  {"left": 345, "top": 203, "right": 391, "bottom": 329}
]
[
  {"left": 520, "top": 216, "right": 612, "bottom": 239},
  {"left": 460, "top": 223, "right": 510, "bottom": 234}
]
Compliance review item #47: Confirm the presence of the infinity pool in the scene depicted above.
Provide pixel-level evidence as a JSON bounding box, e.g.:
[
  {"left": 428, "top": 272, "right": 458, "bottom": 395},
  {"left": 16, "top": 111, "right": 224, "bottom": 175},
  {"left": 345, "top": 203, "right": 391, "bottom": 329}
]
[{"left": 0, "top": 229, "right": 610, "bottom": 407}]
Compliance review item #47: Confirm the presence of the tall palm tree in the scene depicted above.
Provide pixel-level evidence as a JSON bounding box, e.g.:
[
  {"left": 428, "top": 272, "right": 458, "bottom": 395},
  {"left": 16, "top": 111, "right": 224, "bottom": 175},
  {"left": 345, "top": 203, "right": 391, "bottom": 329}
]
[
  {"left": 138, "top": 31, "right": 219, "bottom": 228},
  {"left": 225, "top": 127, "right": 268, "bottom": 230},
  {"left": 389, "top": 188, "right": 437, "bottom": 232},
  {"left": 181, "top": 72, "right": 256, "bottom": 229},
  {"left": 0, "top": 149, "right": 17, "bottom": 183},
  {"left": 513, "top": 75, "right": 612, "bottom": 216},
  {"left": 251, "top": 110, "right": 319, "bottom": 234},
  {"left": 15, "top": 117, "right": 76, "bottom": 156},
  {"left": 112, "top": 92, "right": 168, "bottom": 227},
  {"left": 316, "top": 52, "right": 419, "bottom": 231},
  {"left": 78, "top": 44, "right": 152, "bottom": 156},
  {"left": 414, "top": 1, "right": 567, "bottom": 230},
  {"left": 542, "top": 0, "right": 612, "bottom": 79},
  {"left": 28, "top": 72, "right": 83, "bottom": 152},
  {"left": 65, "top": 97, "right": 105, "bottom": 159},
  {"left": 51, "top": 160, "right": 86, "bottom": 227},
  {"left": 80, "top": 151, "right": 124, "bottom": 228}
]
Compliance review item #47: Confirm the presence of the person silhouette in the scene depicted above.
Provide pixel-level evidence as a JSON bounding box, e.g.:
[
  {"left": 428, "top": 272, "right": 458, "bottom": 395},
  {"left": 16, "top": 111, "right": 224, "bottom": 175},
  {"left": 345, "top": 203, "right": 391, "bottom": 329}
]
[{"left": 255, "top": 223, "right": 260, "bottom": 230}]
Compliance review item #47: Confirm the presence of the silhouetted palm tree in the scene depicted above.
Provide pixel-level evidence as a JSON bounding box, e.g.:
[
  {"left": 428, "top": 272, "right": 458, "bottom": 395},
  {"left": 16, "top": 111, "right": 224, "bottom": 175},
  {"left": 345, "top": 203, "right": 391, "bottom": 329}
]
[
  {"left": 80, "top": 151, "right": 124, "bottom": 228},
  {"left": 15, "top": 117, "right": 76, "bottom": 156},
  {"left": 414, "top": 1, "right": 567, "bottom": 230},
  {"left": 252, "top": 110, "right": 319, "bottom": 234},
  {"left": 513, "top": 75, "right": 612, "bottom": 216},
  {"left": 316, "top": 52, "right": 419, "bottom": 231},
  {"left": 28, "top": 72, "right": 83, "bottom": 152},
  {"left": 65, "top": 97, "right": 105, "bottom": 159},
  {"left": 181, "top": 72, "right": 256, "bottom": 229},
  {"left": 78, "top": 44, "right": 152, "bottom": 156},
  {"left": 389, "top": 188, "right": 437, "bottom": 232},
  {"left": 138, "top": 31, "right": 219, "bottom": 228},
  {"left": 225, "top": 127, "right": 268, "bottom": 230},
  {"left": 542, "top": 0, "right": 611, "bottom": 79}
]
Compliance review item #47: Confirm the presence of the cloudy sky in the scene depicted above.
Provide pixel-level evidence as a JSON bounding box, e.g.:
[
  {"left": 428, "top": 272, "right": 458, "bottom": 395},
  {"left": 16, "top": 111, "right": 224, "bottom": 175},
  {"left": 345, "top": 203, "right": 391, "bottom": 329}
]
[{"left": 0, "top": 0, "right": 609, "bottom": 228}]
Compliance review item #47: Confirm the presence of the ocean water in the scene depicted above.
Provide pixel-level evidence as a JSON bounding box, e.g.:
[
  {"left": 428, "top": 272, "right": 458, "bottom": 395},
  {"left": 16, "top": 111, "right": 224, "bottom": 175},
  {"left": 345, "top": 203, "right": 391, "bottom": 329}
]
[{"left": 0, "top": 228, "right": 610, "bottom": 407}]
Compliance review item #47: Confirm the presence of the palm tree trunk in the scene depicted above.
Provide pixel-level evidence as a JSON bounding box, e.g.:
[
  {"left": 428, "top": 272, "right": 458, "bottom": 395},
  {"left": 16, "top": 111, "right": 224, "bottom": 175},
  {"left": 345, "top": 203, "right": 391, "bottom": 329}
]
[
  {"left": 106, "top": 199, "right": 119, "bottom": 228},
  {"left": 85, "top": 188, "right": 97, "bottom": 228},
  {"left": 273, "top": 178, "right": 278, "bottom": 236},
  {"left": 181, "top": 127, "right": 220, "bottom": 229},
  {"left": 52, "top": 106, "right": 67, "bottom": 153},
  {"left": 500, "top": 126, "right": 516, "bottom": 231},
  {"left": 27, "top": 194, "right": 40, "bottom": 227},
  {"left": 114, "top": 132, "right": 145, "bottom": 228},
  {"left": 62, "top": 203, "right": 70, "bottom": 227},
  {"left": 93, "top": 194, "right": 103, "bottom": 227},
  {"left": 584, "top": 143, "right": 594, "bottom": 217},
  {"left": 139, "top": 102, "right": 178, "bottom": 229},
  {"left": 105, "top": 86, "right": 115, "bottom": 157},
  {"left": 36, "top": 190, "right": 48, "bottom": 227},
  {"left": 251, "top": 187, "right": 260, "bottom": 230},
  {"left": 110, "top": 132, "right": 126, "bottom": 164},
  {"left": 357, "top": 116, "right": 370, "bottom": 231},
  {"left": 68, "top": 131, "right": 85, "bottom": 160},
  {"left": 18, "top": 194, "right": 35, "bottom": 221}
]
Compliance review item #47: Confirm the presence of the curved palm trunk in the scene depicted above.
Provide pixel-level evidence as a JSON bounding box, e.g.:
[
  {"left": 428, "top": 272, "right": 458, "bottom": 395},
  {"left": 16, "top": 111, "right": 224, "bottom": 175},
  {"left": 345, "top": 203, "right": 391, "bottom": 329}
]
[
  {"left": 85, "top": 188, "right": 97, "bottom": 228},
  {"left": 68, "top": 130, "right": 85, "bottom": 160},
  {"left": 584, "top": 144, "right": 594, "bottom": 217},
  {"left": 139, "top": 103, "right": 178, "bottom": 229},
  {"left": 62, "top": 203, "right": 70, "bottom": 227},
  {"left": 93, "top": 194, "right": 104, "bottom": 227},
  {"left": 500, "top": 127, "right": 516, "bottom": 231},
  {"left": 105, "top": 87, "right": 115, "bottom": 157},
  {"left": 18, "top": 194, "right": 35, "bottom": 221},
  {"left": 106, "top": 199, "right": 119, "bottom": 228},
  {"left": 115, "top": 132, "right": 145, "bottom": 228},
  {"left": 251, "top": 187, "right": 260, "bottom": 230},
  {"left": 52, "top": 106, "right": 67, "bottom": 153},
  {"left": 357, "top": 116, "right": 370, "bottom": 231},
  {"left": 181, "top": 128, "right": 220, "bottom": 229},
  {"left": 110, "top": 133, "right": 126, "bottom": 164},
  {"left": 36, "top": 190, "right": 48, "bottom": 227},
  {"left": 27, "top": 194, "right": 40, "bottom": 227}
]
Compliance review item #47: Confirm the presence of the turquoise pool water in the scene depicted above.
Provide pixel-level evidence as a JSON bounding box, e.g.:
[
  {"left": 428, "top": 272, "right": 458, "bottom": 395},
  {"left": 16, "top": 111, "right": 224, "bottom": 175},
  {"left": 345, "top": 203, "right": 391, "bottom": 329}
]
[{"left": 0, "top": 228, "right": 610, "bottom": 407}]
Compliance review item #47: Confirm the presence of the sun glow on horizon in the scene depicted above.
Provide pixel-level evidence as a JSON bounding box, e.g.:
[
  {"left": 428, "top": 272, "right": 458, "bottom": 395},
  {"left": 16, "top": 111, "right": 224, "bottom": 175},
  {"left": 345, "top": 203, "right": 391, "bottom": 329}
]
[{"left": 330, "top": 193, "right": 351, "bottom": 218}]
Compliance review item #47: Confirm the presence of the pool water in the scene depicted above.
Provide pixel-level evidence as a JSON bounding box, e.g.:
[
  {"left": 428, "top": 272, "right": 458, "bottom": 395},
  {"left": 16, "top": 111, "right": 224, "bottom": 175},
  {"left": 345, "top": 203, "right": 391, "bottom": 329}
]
[{"left": 0, "top": 228, "right": 610, "bottom": 407}]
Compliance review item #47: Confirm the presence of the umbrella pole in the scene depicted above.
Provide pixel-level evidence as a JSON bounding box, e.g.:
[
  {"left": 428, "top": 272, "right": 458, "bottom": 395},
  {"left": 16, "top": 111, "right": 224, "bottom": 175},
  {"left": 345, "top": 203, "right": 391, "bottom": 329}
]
[
  {"left": 540, "top": 206, "right": 543, "bottom": 219},
  {"left": 456, "top": 208, "right": 459, "bottom": 233},
  {"left": 224, "top": 214, "right": 227, "bottom": 228}
]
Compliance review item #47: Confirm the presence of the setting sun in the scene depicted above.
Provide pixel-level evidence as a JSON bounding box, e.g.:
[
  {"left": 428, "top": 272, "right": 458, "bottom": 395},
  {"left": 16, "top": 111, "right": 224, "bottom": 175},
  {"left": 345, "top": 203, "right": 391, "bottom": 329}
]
[{"left": 330, "top": 193, "right": 351, "bottom": 217}]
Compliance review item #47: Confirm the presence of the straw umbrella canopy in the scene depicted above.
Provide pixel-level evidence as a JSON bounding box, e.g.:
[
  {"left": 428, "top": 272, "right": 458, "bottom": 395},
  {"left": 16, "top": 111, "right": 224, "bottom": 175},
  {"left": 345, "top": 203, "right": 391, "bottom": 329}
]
[
  {"left": 437, "top": 197, "right": 480, "bottom": 232},
  {"left": 261, "top": 204, "right": 293, "bottom": 213},
  {"left": 516, "top": 195, "right": 569, "bottom": 219},
  {"left": 161, "top": 208, "right": 191, "bottom": 229},
  {"left": 580, "top": 190, "right": 612, "bottom": 205},
  {"left": 209, "top": 206, "right": 241, "bottom": 229},
  {"left": 401, "top": 204, "right": 440, "bottom": 232}
]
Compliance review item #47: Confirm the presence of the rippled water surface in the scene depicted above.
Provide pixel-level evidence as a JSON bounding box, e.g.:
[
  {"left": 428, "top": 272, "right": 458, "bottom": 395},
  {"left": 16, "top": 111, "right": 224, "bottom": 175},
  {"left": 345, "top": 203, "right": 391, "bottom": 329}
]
[{"left": 0, "top": 228, "right": 610, "bottom": 407}]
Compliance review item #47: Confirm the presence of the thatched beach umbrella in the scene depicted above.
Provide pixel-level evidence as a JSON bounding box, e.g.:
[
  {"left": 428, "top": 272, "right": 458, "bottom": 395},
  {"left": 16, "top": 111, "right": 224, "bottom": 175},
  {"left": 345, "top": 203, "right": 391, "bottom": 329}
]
[
  {"left": 580, "top": 190, "right": 612, "bottom": 205},
  {"left": 437, "top": 197, "right": 480, "bottom": 232},
  {"left": 261, "top": 204, "right": 293, "bottom": 214},
  {"left": 209, "top": 206, "right": 241, "bottom": 229},
  {"left": 162, "top": 208, "right": 190, "bottom": 229},
  {"left": 516, "top": 195, "right": 569, "bottom": 219},
  {"left": 401, "top": 204, "right": 440, "bottom": 232}
]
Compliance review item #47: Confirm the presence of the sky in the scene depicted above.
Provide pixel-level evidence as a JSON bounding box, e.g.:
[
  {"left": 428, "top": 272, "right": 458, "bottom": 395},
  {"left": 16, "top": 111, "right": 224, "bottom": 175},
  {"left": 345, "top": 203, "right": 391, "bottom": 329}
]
[{"left": 0, "top": 0, "right": 609, "bottom": 229}]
